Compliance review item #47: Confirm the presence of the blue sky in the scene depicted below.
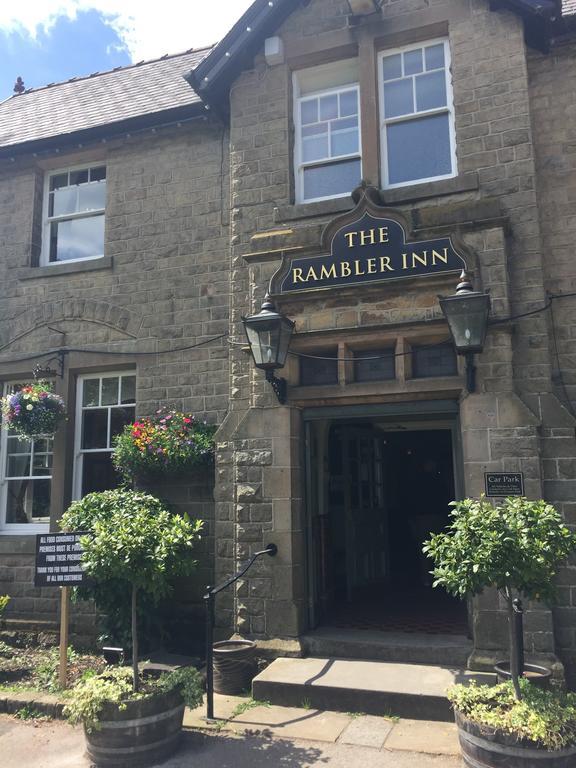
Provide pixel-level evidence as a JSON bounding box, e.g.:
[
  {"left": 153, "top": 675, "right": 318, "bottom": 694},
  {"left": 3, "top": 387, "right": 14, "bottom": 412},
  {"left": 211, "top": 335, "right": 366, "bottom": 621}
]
[{"left": 0, "top": 2, "right": 254, "bottom": 100}]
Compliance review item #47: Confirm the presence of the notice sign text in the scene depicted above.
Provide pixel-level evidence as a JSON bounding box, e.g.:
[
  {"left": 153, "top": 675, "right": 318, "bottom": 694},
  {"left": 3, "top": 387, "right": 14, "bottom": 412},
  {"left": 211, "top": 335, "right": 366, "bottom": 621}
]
[
  {"left": 484, "top": 473, "right": 524, "bottom": 498},
  {"left": 35, "top": 532, "right": 89, "bottom": 587}
]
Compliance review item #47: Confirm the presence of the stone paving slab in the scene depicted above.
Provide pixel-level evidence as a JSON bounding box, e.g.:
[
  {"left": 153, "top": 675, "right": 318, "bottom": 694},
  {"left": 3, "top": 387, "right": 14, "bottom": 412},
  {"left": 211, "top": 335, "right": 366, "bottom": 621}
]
[
  {"left": 183, "top": 693, "right": 247, "bottom": 729},
  {"left": 384, "top": 718, "right": 460, "bottom": 755},
  {"left": 229, "top": 704, "right": 352, "bottom": 742},
  {"left": 339, "top": 714, "right": 395, "bottom": 748}
]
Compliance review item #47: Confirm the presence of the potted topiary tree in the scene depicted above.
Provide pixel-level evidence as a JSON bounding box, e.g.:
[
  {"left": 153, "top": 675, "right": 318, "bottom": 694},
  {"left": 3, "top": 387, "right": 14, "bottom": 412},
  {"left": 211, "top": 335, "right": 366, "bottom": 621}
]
[
  {"left": 424, "top": 496, "right": 576, "bottom": 767},
  {"left": 61, "top": 489, "right": 204, "bottom": 767}
]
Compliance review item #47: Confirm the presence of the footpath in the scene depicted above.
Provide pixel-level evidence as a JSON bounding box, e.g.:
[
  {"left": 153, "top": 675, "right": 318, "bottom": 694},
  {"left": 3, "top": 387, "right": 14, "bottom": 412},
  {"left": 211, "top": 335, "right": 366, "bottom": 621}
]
[{"left": 0, "top": 692, "right": 463, "bottom": 767}]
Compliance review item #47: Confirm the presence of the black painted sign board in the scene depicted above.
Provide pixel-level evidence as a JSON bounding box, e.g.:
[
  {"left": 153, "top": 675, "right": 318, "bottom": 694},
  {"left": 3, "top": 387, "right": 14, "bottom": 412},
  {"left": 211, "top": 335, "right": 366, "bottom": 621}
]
[
  {"left": 35, "top": 532, "right": 89, "bottom": 587},
  {"left": 277, "top": 212, "right": 467, "bottom": 294},
  {"left": 484, "top": 472, "right": 524, "bottom": 498}
]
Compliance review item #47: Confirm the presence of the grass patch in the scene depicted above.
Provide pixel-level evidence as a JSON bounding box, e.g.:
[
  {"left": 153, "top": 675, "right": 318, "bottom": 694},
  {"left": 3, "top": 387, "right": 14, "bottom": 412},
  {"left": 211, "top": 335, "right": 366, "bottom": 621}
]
[{"left": 230, "top": 697, "right": 271, "bottom": 718}]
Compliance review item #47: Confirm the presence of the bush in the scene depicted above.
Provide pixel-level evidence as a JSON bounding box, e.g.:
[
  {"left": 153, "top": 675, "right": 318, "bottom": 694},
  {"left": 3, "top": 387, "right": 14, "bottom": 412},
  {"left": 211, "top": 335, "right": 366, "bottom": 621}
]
[
  {"left": 0, "top": 595, "right": 9, "bottom": 616},
  {"left": 1, "top": 381, "right": 66, "bottom": 438},
  {"left": 112, "top": 408, "right": 216, "bottom": 482},
  {"left": 64, "top": 665, "right": 203, "bottom": 733},
  {"left": 60, "top": 489, "right": 202, "bottom": 693},
  {"left": 449, "top": 679, "right": 576, "bottom": 750}
]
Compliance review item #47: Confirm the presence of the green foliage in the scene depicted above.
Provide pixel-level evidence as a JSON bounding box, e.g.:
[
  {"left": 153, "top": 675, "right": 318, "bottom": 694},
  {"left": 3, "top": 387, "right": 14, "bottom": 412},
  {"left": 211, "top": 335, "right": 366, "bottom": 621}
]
[
  {"left": 0, "top": 595, "right": 10, "bottom": 615},
  {"left": 449, "top": 679, "right": 576, "bottom": 750},
  {"left": 63, "top": 667, "right": 135, "bottom": 732},
  {"left": 423, "top": 496, "right": 576, "bottom": 602},
  {"left": 64, "top": 665, "right": 203, "bottom": 733},
  {"left": 36, "top": 646, "right": 78, "bottom": 693},
  {"left": 60, "top": 489, "right": 202, "bottom": 605},
  {"left": 14, "top": 705, "right": 51, "bottom": 721},
  {"left": 112, "top": 408, "right": 216, "bottom": 483}
]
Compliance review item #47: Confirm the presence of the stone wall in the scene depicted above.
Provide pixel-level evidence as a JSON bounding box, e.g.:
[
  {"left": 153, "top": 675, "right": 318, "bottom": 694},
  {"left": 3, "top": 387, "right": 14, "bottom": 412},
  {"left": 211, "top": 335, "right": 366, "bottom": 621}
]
[{"left": 0, "top": 118, "right": 230, "bottom": 646}]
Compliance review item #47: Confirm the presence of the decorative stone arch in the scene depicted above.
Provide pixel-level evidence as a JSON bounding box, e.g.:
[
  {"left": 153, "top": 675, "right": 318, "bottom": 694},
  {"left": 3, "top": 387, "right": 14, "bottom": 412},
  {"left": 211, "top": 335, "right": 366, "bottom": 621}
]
[{"left": 0, "top": 299, "right": 141, "bottom": 352}]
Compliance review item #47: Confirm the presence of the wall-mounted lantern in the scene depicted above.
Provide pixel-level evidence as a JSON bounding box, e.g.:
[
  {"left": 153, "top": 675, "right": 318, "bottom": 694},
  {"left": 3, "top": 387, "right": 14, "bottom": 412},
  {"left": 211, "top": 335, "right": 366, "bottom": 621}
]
[
  {"left": 439, "top": 271, "right": 491, "bottom": 393},
  {"left": 242, "top": 295, "right": 295, "bottom": 404}
]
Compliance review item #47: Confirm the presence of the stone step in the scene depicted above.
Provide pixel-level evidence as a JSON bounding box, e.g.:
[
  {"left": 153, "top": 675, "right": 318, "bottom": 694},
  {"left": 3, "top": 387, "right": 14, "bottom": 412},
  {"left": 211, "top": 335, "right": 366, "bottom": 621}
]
[
  {"left": 302, "top": 628, "right": 473, "bottom": 667},
  {"left": 252, "top": 656, "right": 495, "bottom": 722}
]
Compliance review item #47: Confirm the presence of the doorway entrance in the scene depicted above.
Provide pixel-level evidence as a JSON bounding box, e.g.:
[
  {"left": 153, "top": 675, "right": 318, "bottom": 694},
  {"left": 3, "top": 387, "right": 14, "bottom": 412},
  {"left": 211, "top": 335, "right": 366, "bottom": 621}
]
[{"left": 306, "top": 408, "right": 468, "bottom": 636}]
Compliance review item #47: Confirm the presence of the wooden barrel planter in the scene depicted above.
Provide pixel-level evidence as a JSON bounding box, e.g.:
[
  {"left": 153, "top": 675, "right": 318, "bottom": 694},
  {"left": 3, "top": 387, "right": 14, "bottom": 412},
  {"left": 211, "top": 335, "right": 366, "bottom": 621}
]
[
  {"left": 455, "top": 710, "right": 576, "bottom": 768},
  {"left": 494, "top": 661, "right": 552, "bottom": 690},
  {"left": 84, "top": 689, "right": 184, "bottom": 768},
  {"left": 213, "top": 639, "right": 257, "bottom": 695}
]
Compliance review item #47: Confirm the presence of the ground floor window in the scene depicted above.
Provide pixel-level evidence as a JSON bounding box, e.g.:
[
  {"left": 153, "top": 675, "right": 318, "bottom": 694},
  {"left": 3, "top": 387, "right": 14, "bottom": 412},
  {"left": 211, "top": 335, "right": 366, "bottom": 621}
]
[
  {"left": 73, "top": 372, "right": 136, "bottom": 498},
  {"left": 0, "top": 384, "right": 52, "bottom": 533}
]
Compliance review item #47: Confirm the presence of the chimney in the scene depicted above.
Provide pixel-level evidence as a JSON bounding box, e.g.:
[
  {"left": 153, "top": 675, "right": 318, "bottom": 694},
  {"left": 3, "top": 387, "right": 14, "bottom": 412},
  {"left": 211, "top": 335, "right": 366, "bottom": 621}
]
[{"left": 13, "top": 77, "right": 25, "bottom": 94}]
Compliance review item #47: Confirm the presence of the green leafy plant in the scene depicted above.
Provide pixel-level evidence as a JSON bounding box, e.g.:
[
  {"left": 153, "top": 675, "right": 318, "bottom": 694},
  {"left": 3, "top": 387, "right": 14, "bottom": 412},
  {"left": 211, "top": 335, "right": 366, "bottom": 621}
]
[
  {"left": 36, "top": 646, "right": 78, "bottom": 693},
  {"left": 112, "top": 408, "right": 216, "bottom": 482},
  {"left": 60, "top": 489, "right": 202, "bottom": 693},
  {"left": 14, "top": 705, "right": 51, "bottom": 722},
  {"left": 64, "top": 665, "right": 203, "bottom": 733},
  {"left": 424, "top": 496, "right": 576, "bottom": 700},
  {"left": 0, "top": 595, "right": 10, "bottom": 615},
  {"left": 448, "top": 679, "right": 576, "bottom": 750}
]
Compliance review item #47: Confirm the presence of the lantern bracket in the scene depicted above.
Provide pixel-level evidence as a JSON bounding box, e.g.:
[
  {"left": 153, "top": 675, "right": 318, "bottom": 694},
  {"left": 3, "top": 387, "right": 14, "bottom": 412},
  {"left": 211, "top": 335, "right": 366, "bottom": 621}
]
[
  {"left": 32, "top": 349, "right": 66, "bottom": 380},
  {"left": 266, "top": 369, "right": 288, "bottom": 404}
]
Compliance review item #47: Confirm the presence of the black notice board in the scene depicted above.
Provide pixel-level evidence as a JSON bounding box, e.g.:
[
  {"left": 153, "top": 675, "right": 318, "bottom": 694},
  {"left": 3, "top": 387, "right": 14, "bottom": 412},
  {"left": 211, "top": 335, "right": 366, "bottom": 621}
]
[
  {"left": 484, "top": 472, "right": 524, "bottom": 498},
  {"left": 35, "top": 532, "right": 89, "bottom": 587}
]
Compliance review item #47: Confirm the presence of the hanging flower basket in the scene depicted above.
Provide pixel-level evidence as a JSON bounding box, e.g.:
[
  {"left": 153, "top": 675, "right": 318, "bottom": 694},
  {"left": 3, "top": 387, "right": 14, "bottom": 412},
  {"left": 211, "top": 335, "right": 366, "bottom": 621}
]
[
  {"left": 113, "top": 408, "right": 216, "bottom": 482},
  {"left": 1, "top": 381, "right": 66, "bottom": 439}
]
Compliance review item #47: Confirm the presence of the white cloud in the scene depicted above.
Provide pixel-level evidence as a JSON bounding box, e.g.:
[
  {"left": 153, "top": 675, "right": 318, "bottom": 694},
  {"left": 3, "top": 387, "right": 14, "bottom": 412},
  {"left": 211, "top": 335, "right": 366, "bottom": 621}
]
[{"left": 0, "top": 1, "right": 255, "bottom": 60}]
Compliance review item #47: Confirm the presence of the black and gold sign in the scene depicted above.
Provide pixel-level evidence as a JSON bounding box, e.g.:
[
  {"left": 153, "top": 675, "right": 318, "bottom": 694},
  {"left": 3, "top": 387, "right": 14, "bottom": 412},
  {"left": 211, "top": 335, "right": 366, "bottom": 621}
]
[{"left": 278, "top": 212, "right": 466, "bottom": 294}]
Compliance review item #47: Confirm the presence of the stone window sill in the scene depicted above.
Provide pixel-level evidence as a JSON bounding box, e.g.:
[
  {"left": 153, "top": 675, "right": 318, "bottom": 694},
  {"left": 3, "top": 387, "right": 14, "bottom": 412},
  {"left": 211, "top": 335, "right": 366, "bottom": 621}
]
[
  {"left": 274, "top": 174, "right": 479, "bottom": 224},
  {"left": 18, "top": 256, "right": 113, "bottom": 280}
]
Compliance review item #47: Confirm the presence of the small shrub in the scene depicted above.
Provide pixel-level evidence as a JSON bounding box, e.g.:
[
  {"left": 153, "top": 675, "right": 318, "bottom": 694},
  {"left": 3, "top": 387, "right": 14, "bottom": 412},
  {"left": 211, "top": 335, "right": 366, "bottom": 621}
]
[
  {"left": 449, "top": 680, "right": 576, "bottom": 750},
  {"left": 0, "top": 595, "right": 10, "bottom": 616}
]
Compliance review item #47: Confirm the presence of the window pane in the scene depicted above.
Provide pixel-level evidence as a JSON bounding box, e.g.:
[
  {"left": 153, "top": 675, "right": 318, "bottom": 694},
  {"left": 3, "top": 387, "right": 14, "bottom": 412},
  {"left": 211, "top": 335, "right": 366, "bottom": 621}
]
[
  {"left": 81, "top": 453, "right": 122, "bottom": 496},
  {"left": 120, "top": 376, "right": 136, "bottom": 405},
  {"left": 383, "top": 78, "right": 414, "bottom": 118},
  {"left": 90, "top": 166, "right": 106, "bottom": 182},
  {"left": 50, "top": 215, "right": 104, "bottom": 262},
  {"left": 32, "top": 453, "right": 52, "bottom": 476},
  {"left": 82, "top": 409, "right": 108, "bottom": 449},
  {"left": 425, "top": 43, "right": 445, "bottom": 71},
  {"left": 382, "top": 54, "right": 402, "bottom": 81},
  {"left": 6, "top": 479, "right": 50, "bottom": 524},
  {"left": 78, "top": 180, "right": 106, "bottom": 212},
  {"left": 82, "top": 379, "right": 100, "bottom": 407},
  {"left": 303, "top": 158, "right": 361, "bottom": 200},
  {"left": 301, "top": 99, "right": 318, "bottom": 125},
  {"left": 300, "top": 352, "right": 338, "bottom": 386},
  {"left": 412, "top": 343, "right": 457, "bottom": 378},
  {"left": 69, "top": 169, "right": 89, "bottom": 186},
  {"left": 51, "top": 186, "right": 78, "bottom": 217},
  {"left": 111, "top": 406, "right": 135, "bottom": 440},
  {"left": 49, "top": 173, "right": 68, "bottom": 191},
  {"left": 331, "top": 129, "right": 359, "bottom": 157},
  {"left": 7, "top": 436, "right": 31, "bottom": 454},
  {"left": 339, "top": 90, "right": 358, "bottom": 117},
  {"left": 415, "top": 71, "right": 447, "bottom": 112},
  {"left": 7, "top": 454, "right": 31, "bottom": 478},
  {"left": 101, "top": 377, "right": 119, "bottom": 406},
  {"left": 302, "top": 123, "right": 326, "bottom": 137},
  {"left": 387, "top": 114, "right": 452, "bottom": 184},
  {"left": 34, "top": 438, "right": 53, "bottom": 454},
  {"left": 404, "top": 49, "right": 423, "bottom": 76},
  {"left": 354, "top": 349, "right": 395, "bottom": 382},
  {"left": 302, "top": 134, "right": 329, "bottom": 163},
  {"left": 320, "top": 94, "right": 338, "bottom": 121}
]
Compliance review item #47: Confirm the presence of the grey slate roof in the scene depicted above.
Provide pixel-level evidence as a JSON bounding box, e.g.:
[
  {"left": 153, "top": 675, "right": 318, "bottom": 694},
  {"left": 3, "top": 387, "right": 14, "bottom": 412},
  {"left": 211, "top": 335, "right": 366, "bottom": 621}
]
[
  {"left": 0, "top": 48, "right": 211, "bottom": 152},
  {"left": 564, "top": 0, "right": 576, "bottom": 14}
]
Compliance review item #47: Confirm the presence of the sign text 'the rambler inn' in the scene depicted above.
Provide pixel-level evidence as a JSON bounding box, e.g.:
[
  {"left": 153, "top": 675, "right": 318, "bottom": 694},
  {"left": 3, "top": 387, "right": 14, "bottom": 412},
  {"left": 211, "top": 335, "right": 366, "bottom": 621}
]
[{"left": 278, "top": 213, "right": 467, "bottom": 294}]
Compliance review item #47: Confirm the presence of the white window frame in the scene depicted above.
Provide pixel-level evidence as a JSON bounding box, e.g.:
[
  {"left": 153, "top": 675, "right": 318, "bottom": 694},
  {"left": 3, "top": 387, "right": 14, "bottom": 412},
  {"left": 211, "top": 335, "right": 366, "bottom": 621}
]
[
  {"left": 40, "top": 163, "right": 107, "bottom": 266},
  {"left": 378, "top": 38, "right": 457, "bottom": 190},
  {"left": 0, "top": 383, "right": 51, "bottom": 534},
  {"left": 293, "top": 78, "right": 362, "bottom": 205},
  {"left": 72, "top": 372, "right": 136, "bottom": 501}
]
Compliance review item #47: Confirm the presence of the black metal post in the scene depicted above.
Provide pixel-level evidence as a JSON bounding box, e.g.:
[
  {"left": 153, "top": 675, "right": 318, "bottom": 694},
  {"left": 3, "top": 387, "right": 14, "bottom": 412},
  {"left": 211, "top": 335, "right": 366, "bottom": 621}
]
[
  {"left": 513, "top": 598, "right": 525, "bottom": 676},
  {"left": 203, "top": 544, "right": 278, "bottom": 722},
  {"left": 204, "top": 588, "right": 215, "bottom": 721},
  {"left": 465, "top": 352, "right": 476, "bottom": 392}
]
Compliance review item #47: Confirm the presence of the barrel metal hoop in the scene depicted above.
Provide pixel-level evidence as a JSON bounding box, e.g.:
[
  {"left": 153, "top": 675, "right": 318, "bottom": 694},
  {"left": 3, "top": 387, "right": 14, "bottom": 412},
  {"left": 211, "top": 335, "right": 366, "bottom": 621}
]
[
  {"left": 459, "top": 728, "right": 576, "bottom": 760},
  {"left": 97, "top": 703, "right": 184, "bottom": 730}
]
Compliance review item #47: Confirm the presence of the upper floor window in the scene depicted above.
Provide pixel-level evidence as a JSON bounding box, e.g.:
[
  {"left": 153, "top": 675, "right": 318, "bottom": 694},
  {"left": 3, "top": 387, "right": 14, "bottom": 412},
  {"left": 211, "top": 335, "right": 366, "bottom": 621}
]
[
  {"left": 294, "top": 60, "right": 362, "bottom": 204},
  {"left": 379, "top": 40, "right": 456, "bottom": 188},
  {"left": 0, "top": 383, "right": 51, "bottom": 533},
  {"left": 41, "top": 165, "right": 106, "bottom": 265}
]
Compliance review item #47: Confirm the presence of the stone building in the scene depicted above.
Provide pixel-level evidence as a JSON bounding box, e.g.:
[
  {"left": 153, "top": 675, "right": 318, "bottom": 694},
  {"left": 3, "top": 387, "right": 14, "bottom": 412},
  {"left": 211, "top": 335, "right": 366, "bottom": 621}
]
[{"left": 1, "top": 0, "right": 576, "bottom": 687}]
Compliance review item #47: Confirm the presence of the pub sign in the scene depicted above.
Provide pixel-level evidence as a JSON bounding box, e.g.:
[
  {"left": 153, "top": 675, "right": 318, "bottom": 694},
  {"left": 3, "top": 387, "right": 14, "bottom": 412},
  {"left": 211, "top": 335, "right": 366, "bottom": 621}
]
[
  {"left": 277, "top": 212, "right": 467, "bottom": 294},
  {"left": 35, "top": 531, "right": 89, "bottom": 587}
]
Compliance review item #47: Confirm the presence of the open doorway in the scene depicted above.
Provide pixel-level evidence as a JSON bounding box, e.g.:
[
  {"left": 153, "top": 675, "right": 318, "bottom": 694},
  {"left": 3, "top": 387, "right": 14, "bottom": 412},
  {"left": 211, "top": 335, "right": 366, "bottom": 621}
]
[{"left": 307, "top": 416, "right": 468, "bottom": 636}]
